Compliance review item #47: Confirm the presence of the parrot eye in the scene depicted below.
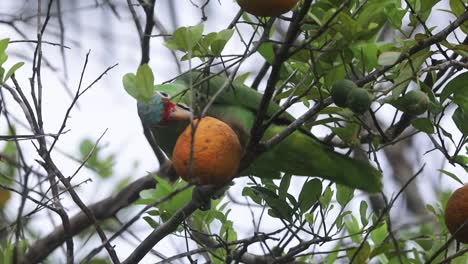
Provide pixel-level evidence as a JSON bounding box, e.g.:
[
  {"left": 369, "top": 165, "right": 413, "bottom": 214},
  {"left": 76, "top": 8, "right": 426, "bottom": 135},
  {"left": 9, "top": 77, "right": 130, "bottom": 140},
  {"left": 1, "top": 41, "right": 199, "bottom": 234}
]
[
  {"left": 157, "top": 91, "right": 169, "bottom": 98},
  {"left": 177, "top": 103, "right": 191, "bottom": 111}
]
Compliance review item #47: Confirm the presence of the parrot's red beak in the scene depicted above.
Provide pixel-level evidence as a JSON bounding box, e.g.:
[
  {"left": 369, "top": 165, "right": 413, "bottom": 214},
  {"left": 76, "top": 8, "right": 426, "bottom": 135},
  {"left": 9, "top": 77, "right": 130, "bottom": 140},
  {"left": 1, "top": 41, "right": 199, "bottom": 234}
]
[
  {"left": 162, "top": 99, "right": 192, "bottom": 123},
  {"left": 169, "top": 104, "right": 193, "bottom": 121}
]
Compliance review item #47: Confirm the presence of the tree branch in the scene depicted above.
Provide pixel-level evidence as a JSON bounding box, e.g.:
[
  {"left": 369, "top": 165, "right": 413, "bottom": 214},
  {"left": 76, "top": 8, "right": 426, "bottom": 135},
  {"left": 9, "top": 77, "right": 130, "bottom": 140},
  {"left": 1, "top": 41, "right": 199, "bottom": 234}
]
[{"left": 19, "top": 174, "right": 157, "bottom": 264}]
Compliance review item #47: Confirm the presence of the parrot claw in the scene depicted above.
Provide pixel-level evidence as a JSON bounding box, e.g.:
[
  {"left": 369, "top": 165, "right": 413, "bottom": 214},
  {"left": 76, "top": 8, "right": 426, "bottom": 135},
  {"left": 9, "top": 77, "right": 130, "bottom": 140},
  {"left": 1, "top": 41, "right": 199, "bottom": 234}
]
[
  {"left": 192, "top": 182, "right": 233, "bottom": 211},
  {"left": 158, "top": 160, "right": 179, "bottom": 183},
  {"left": 192, "top": 184, "right": 217, "bottom": 211},
  {"left": 212, "top": 181, "right": 233, "bottom": 199},
  {"left": 192, "top": 181, "right": 234, "bottom": 211}
]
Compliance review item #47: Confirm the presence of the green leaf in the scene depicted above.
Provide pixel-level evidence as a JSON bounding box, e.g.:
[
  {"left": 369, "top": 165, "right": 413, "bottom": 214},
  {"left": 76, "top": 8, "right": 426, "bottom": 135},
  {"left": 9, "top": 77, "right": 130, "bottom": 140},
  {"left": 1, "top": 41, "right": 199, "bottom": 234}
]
[
  {"left": 414, "top": 237, "right": 433, "bottom": 251},
  {"left": 0, "top": 38, "right": 9, "bottom": 56},
  {"left": 378, "top": 51, "right": 400, "bottom": 66},
  {"left": 78, "top": 138, "right": 114, "bottom": 179},
  {"left": 371, "top": 222, "right": 388, "bottom": 245},
  {"left": 331, "top": 123, "right": 360, "bottom": 146},
  {"left": 359, "top": 200, "right": 369, "bottom": 227},
  {"left": 440, "top": 126, "right": 455, "bottom": 144},
  {"left": 0, "top": 38, "right": 9, "bottom": 67},
  {"left": 335, "top": 12, "right": 359, "bottom": 41},
  {"left": 336, "top": 184, "right": 354, "bottom": 207},
  {"left": 279, "top": 174, "right": 291, "bottom": 200},
  {"left": 88, "top": 258, "right": 111, "bottom": 264},
  {"left": 336, "top": 210, "right": 352, "bottom": 230},
  {"left": 440, "top": 72, "right": 468, "bottom": 104},
  {"left": 115, "top": 177, "right": 131, "bottom": 192},
  {"left": 2, "top": 246, "right": 11, "bottom": 264},
  {"left": 3, "top": 62, "right": 24, "bottom": 83},
  {"left": 428, "top": 99, "right": 443, "bottom": 114},
  {"left": 0, "top": 67, "right": 4, "bottom": 84},
  {"left": 0, "top": 129, "right": 17, "bottom": 180},
  {"left": 143, "top": 216, "right": 159, "bottom": 229},
  {"left": 370, "top": 241, "right": 405, "bottom": 258},
  {"left": 136, "top": 64, "right": 155, "bottom": 100},
  {"left": 441, "top": 41, "right": 468, "bottom": 58},
  {"left": 165, "top": 24, "right": 204, "bottom": 52},
  {"left": 408, "top": 0, "right": 438, "bottom": 26},
  {"left": 455, "top": 155, "right": 468, "bottom": 167},
  {"left": 234, "top": 72, "right": 250, "bottom": 84},
  {"left": 257, "top": 42, "right": 275, "bottom": 64},
  {"left": 450, "top": 0, "right": 468, "bottom": 34},
  {"left": 210, "top": 29, "right": 234, "bottom": 56},
  {"left": 319, "top": 186, "right": 333, "bottom": 209},
  {"left": 344, "top": 215, "right": 362, "bottom": 244},
  {"left": 304, "top": 213, "right": 314, "bottom": 224},
  {"left": 298, "top": 179, "right": 322, "bottom": 212},
  {"left": 242, "top": 186, "right": 262, "bottom": 204},
  {"left": 411, "top": 118, "right": 434, "bottom": 134},
  {"left": 139, "top": 176, "right": 193, "bottom": 221},
  {"left": 391, "top": 50, "right": 430, "bottom": 98},
  {"left": 452, "top": 106, "right": 468, "bottom": 136},
  {"left": 0, "top": 53, "right": 7, "bottom": 68},
  {"left": 351, "top": 41, "right": 379, "bottom": 70},
  {"left": 383, "top": 3, "right": 406, "bottom": 28},
  {"left": 122, "top": 73, "right": 140, "bottom": 100},
  {"left": 452, "top": 251, "right": 468, "bottom": 264},
  {"left": 252, "top": 186, "right": 293, "bottom": 221},
  {"left": 220, "top": 219, "right": 237, "bottom": 242},
  {"left": 324, "top": 63, "right": 346, "bottom": 88},
  {"left": 325, "top": 244, "right": 340, "bottom": 264},
  {"left": 79, "top": 139, "right": 96, "bottom": 162},
  {"left": 347, "top": 241, "right": 370, "bottom": 263}
]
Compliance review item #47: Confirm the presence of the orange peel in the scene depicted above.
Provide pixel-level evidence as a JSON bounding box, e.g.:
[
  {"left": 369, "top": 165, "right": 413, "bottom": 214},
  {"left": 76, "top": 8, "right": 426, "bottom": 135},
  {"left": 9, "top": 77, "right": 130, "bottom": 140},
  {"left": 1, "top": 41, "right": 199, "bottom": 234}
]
[
  {"left": 445, "top": 185, "right": 468, "bottom": 243},
  {"left": 237, "top": 0, "right": 299, "bottom": 17},
  {"left": 172, "top": 117, "right": 241, "bottom": 185}
]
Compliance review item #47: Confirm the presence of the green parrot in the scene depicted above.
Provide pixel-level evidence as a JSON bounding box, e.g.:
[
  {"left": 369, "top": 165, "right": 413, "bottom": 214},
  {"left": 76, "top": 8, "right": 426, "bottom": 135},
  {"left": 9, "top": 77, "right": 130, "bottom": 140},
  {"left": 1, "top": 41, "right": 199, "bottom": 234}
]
[{"left": 135, "top": 71, "right": 382, "bottom": 193}]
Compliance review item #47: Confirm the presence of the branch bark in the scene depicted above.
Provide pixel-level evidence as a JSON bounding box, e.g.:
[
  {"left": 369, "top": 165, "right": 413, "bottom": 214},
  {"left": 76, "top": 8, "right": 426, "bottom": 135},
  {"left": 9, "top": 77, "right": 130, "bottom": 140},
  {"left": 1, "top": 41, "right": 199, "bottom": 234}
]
[{"left": 19, "top": 174, "right": 156, "bottom": 264}]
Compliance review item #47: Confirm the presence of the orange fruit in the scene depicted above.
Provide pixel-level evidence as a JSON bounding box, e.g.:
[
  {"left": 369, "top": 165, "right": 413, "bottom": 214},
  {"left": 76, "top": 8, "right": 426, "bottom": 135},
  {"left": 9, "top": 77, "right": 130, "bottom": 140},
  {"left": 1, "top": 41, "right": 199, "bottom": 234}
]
[
  {"left": 237, "top": 0, "right": 299, "bottom": 17},
  {"left": 445, "top": 185, "right": 468, "bottom": 243},
  {"left": 172, "top": 117, "right": 242, "bottom": 185}
]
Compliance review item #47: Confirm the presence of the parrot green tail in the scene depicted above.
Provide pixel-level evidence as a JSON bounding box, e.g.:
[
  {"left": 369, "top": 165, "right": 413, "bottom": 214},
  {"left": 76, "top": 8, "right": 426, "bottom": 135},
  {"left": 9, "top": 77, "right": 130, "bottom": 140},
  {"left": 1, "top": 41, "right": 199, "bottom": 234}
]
[{"left": 247, "top": 126, "right": 383, "bottom": 193}]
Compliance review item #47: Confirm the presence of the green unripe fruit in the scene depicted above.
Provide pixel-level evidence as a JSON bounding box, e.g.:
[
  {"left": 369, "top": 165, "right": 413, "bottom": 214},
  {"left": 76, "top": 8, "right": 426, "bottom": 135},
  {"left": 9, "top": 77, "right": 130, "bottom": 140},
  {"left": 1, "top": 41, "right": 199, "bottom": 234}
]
[
  {"left": 331, "top": 79, "right": 357, "bottom": 107},
  {"left": 346, "top": 88, "right": 372, "bottom": 114},
  {"left": 398, "top": 90, "right": 429, "bottom": 115}
]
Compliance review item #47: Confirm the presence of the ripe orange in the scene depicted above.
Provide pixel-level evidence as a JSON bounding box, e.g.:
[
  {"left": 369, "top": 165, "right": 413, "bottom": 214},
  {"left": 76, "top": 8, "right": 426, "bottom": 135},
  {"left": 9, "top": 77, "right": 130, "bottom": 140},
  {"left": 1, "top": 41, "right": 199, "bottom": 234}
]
[
  {"left": 172, "top": 117, "right": 242, "bottom": 185},
  {"left": 237, "top": 0, "right": 299, "bottom": 17},
  {"left": 445, "top": 185, "right": 468, "bottom": 243}
]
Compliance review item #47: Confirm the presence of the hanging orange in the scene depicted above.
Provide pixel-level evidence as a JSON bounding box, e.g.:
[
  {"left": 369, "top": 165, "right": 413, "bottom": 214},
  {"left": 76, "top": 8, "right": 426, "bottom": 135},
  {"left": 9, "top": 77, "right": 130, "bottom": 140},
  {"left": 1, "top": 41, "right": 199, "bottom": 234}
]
[
  {"left": 445, "top": 185, "right": 468, "bottom": 243},
  {"left": 237, "top": 0, "right": 299, "bottom": 17},
  {"left": 172, "top": 117, "right": 242, "bottom": 186}
]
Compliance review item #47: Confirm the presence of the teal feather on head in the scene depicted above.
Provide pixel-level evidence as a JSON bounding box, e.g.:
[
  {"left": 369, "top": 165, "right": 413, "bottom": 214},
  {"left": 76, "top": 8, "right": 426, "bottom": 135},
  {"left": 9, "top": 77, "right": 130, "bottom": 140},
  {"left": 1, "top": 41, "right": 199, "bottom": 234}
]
[{"left": 137, "top": 94, "right": 166, "bottom": 126}]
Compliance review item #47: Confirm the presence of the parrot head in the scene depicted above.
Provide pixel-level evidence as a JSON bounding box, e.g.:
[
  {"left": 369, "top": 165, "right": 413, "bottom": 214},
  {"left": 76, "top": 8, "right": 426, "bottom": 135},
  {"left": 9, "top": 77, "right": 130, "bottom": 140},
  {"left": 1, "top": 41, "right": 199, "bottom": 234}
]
[{"left": 137, "top": 91, "right": 192, "bottom": 127}]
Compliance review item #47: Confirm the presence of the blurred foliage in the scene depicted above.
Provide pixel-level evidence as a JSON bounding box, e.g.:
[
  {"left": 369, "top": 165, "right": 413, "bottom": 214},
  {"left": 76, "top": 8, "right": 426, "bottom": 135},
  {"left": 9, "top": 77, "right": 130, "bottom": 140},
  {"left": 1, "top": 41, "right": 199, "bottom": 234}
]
[
  {"left": 79, "top": 138, "right": 114, "bottom": 179},
  {"left": 0, "top": 127, "right": 17, "bottom": 208},
  {"left": 0, "top": 38, "right": 24, "bottom": 85}
]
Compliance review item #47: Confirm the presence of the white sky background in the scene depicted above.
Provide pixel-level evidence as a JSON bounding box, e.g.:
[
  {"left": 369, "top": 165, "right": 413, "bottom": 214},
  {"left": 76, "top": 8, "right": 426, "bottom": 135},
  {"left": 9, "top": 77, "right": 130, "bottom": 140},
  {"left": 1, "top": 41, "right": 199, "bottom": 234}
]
[{"left": 0, "top": 0, "right": 466, "bottom": 263}]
